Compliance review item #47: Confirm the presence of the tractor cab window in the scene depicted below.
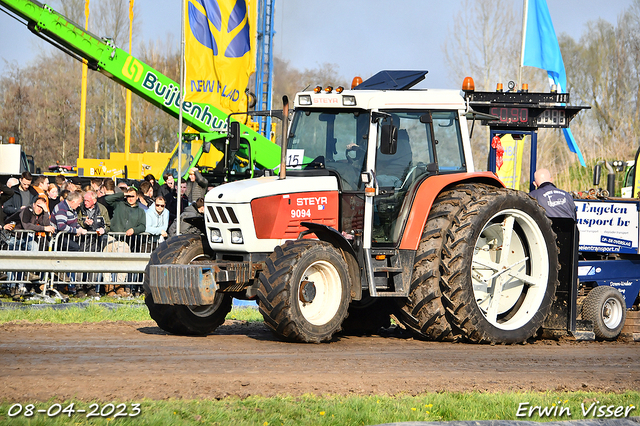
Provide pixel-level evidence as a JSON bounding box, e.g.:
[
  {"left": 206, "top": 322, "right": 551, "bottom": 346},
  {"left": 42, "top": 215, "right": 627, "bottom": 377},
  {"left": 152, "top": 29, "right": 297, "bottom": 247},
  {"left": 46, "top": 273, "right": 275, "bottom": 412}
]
[
  {"left": 432, "top": 111, "right": 465, "bottom": 172},
  {"left": 375, "top": 111, "right": 435, "bottom": 189},
  {"left": 287, "top": 109, "right": 369, "bottom": 190},
  {"left": 373, "top": 110, "right": 439, "bottom": 245}
]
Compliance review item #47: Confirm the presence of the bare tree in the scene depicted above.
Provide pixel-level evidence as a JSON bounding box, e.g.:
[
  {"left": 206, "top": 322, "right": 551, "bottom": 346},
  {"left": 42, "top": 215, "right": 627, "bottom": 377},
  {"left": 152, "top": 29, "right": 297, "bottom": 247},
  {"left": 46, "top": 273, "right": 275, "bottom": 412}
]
[{"left": 443, "top": 0, "right": 520, "bottom": 90}]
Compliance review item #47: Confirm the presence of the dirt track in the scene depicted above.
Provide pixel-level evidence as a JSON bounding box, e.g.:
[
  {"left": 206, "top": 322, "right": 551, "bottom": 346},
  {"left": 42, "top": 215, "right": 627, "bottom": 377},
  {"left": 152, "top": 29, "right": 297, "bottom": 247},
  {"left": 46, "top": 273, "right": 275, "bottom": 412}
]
[{"left": 0, "top": 320, "right": 638, "bottom": 402}]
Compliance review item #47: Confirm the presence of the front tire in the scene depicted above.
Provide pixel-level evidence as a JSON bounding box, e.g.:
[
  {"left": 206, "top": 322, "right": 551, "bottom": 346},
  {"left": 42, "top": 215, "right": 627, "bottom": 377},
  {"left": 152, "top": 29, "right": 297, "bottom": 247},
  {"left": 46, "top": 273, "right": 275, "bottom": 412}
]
[
  {"left": 582, "top": 286, "right": 627, "bottom": 340},
  {"left": 144, "top": 235, "right": 232, "bottom": 335},
  {"left": 257, "top": 240, "right": 351, "bottom": 343},
  {"left": 442, "top": 187, "right": 558, "bottom": 344}
]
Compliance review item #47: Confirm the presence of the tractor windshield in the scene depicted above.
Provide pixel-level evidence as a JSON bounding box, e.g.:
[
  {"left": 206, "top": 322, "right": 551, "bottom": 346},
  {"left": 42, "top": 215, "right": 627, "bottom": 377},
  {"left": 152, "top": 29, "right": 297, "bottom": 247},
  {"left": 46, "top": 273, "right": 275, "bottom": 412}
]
[{"left": 287, "top": 109, "right": 370, "bottom": 190}]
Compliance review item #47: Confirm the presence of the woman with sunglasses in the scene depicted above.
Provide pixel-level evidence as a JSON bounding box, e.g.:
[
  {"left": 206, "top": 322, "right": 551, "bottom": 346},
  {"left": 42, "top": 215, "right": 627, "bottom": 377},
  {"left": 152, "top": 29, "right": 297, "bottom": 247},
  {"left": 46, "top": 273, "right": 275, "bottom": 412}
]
[{"left": 145, "top": 196, "right": 169, "bottom": 242}]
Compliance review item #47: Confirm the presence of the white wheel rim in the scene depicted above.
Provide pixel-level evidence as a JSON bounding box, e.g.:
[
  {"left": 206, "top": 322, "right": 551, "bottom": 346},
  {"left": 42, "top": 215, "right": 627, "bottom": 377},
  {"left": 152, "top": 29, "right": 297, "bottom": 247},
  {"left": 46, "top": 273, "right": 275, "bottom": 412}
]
[
  {"left": 298, "top": 260, "right": 342, "bottom": 326},
  {"left": 472, "top": 209, "right": 549, "bottom": 330},
  {"left": 602, "top": 296, "right": 624, "bottom": 329}
]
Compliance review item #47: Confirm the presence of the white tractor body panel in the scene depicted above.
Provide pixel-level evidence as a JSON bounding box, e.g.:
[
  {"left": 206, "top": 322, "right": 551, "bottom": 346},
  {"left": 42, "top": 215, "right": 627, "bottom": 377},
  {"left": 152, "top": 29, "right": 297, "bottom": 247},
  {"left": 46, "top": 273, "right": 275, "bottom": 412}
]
[{"left": 204, "top": 176, "right": 339, "bottom": 253}]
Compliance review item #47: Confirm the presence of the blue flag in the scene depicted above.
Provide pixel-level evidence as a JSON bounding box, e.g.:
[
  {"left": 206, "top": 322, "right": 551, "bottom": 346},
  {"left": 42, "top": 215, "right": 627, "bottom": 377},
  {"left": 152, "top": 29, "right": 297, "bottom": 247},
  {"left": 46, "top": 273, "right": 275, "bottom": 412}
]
[{"left": 523, "top": 0, "right": 586, "bottom": 166}]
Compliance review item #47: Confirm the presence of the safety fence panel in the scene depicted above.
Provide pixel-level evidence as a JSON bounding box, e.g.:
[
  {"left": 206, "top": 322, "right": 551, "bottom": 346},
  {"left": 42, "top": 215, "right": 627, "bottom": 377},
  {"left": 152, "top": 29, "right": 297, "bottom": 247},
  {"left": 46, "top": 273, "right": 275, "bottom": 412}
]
[{"left": 0, "top": 230, "right": 162, "bottom": 295}]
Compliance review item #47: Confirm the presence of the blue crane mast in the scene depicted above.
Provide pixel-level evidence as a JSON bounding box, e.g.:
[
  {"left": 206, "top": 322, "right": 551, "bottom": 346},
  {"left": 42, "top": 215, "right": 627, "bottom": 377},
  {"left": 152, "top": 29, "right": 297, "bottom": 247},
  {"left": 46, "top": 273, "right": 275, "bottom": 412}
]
[{"left": 253, "top": 0, "right": 275, "bottom": 138}]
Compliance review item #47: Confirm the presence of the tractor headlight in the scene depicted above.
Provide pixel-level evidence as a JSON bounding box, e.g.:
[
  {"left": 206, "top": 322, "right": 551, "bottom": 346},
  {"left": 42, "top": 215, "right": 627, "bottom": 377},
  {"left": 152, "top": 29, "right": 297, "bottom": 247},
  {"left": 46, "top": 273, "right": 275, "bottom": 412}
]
[
  {"left": 230, "top": 229, "right": 244, "bottom": 244},
  {"left": 298, "top": 95, "right": 312, "bottom": 105},
  {"left": 210, "top": 228, "right": 222, "bottom": 243},
  {"left": 342, "top": 95, "right": 356, "bottom": 106}
]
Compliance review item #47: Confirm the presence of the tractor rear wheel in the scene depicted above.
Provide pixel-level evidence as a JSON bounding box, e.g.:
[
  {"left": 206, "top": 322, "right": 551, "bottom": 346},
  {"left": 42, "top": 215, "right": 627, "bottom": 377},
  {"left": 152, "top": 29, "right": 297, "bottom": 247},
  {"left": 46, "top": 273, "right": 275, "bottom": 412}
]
[
  {"left": 397, "top": 184, "right": 478, "bottom": 341},
  {"left": 582, "top": 285, "right": 626, "bottom": 340},
  {"left": 257, "top": 240, "right": 351, "bottom": 343},
  {"left": 143, "top": 235, "right": 232, "bottom": 335},
  {"left": 441, "top": 187, "right": 558, "bottom": 344}
]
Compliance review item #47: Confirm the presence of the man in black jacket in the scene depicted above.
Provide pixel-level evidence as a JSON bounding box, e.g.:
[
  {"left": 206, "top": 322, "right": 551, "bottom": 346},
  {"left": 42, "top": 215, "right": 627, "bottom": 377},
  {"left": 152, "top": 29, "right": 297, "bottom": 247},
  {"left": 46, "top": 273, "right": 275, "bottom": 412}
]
[
  {"left": 530, "top": 169, "right": 576, "bottom": 220},
  {"left": 2, "top": 172, "right": 38, "bottom": 218}
]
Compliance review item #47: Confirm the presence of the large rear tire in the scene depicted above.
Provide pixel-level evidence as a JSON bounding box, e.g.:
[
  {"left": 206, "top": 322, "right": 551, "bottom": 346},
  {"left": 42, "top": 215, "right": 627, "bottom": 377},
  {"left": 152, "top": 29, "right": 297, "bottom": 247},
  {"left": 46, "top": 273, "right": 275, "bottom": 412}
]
[
  {"left": 397, "top": 184, "right": 478, "bottom": 341},
  {"left": 582, "top": 285, "right": 626, "bottom": 340},
  {"left": 257, "top": 240, "right": 351, "bottom": 343},
  {"left": 143, "top": 235, "right": 232, "bottom": 335},
  {"left": 442, "top": 187, "right": 558, "bottom": 344}
]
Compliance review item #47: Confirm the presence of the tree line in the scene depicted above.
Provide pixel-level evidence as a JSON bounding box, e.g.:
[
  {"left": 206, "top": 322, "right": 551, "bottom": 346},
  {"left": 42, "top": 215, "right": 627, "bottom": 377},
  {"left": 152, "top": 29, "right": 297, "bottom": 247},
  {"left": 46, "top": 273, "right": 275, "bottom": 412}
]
[{"left": 445, "top": 0, "right": 640, "bottom": 190}]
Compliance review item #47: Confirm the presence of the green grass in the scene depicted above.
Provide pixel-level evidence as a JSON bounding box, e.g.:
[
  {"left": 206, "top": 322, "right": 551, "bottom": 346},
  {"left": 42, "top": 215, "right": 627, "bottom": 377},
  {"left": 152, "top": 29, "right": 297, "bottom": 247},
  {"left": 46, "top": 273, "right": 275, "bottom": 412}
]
[
  {"left": 0, "top": 392, "right": 637, "bottom": 425},
  {"left": 0, "top": 306, "right": 636, "bottom": 425},
  {"left": 0, "top": 302, "right": 262, "bottom": 324}
]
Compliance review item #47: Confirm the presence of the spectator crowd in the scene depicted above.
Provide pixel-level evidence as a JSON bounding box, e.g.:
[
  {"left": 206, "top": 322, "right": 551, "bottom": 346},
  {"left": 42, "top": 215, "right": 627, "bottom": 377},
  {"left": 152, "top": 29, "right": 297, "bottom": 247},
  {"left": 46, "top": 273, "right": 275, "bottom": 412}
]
[{"left": 0, "top": 167, "right": 210, "bottom": 299}]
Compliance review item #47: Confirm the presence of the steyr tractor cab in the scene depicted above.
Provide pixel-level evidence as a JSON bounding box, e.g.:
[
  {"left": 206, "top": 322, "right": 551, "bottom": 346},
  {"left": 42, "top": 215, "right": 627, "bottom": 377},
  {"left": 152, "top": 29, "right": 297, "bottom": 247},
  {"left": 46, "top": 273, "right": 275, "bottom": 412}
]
[{"left": 145, "top": 71, "right": 559, "bottom": 344}]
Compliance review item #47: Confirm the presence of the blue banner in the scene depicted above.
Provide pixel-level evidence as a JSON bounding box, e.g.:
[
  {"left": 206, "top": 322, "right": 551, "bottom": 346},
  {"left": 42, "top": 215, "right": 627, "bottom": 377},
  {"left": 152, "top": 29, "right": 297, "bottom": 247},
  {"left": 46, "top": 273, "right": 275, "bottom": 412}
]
[{"left": 523, "top": 0, "right": 586, "bottom": 166}]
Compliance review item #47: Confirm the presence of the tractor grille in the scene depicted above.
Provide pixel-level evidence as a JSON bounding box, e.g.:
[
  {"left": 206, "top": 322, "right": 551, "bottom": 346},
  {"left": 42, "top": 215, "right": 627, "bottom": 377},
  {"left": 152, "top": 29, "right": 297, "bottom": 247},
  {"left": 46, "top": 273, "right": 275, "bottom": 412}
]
[{"left": 208, "top": 205, "right": 239, "bottom": 224}]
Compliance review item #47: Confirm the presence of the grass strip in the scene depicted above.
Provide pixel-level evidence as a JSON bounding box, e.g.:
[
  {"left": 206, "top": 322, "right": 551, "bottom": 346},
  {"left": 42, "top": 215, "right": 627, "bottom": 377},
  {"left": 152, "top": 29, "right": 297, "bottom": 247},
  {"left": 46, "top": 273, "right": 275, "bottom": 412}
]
[
  {"left": 0, "top": 391, "right": 637, "bottom": 425},
  {"left": 0, "top": 303, "right": 262, "bottom": 324}
]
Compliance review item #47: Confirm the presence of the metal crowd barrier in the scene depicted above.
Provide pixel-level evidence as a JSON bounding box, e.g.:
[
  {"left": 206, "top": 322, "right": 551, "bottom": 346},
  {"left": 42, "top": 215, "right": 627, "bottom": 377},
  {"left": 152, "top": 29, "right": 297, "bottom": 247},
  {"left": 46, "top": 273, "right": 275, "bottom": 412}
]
[{"left": 0, "top": 230, "right": 162, "bottom": 298}]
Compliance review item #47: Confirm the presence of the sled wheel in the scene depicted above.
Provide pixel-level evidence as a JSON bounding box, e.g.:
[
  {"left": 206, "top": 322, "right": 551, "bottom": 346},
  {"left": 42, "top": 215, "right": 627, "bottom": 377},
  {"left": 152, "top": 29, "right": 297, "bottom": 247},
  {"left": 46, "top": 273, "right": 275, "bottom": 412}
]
[{"left": 582, "top": 285, "right": 627, "bottom": 340}]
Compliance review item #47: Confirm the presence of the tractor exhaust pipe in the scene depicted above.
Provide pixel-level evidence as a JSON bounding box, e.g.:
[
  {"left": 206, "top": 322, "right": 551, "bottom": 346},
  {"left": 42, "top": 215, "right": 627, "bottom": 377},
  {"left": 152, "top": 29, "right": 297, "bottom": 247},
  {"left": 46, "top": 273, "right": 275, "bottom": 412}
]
[
  {"left": 594, "top": 160, "right": 615, "bottom": 196},
  {"left": 279, "top": 96, "right": 289, "bottom": 180}
]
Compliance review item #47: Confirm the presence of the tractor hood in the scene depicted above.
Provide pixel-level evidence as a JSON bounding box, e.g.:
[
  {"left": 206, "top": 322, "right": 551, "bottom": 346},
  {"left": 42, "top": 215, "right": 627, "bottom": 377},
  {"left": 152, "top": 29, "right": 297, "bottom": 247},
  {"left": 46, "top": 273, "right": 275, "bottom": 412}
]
[{"left": 204, "top": 175, "right": 339, "bottom": 205}]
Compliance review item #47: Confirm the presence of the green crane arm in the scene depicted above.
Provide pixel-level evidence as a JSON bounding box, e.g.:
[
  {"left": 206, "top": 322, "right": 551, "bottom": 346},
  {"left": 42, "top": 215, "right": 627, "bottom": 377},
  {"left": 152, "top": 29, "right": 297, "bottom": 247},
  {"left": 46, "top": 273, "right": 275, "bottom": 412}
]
[{"left": 0, "top": 0, "right": 281, "bottom": 170}]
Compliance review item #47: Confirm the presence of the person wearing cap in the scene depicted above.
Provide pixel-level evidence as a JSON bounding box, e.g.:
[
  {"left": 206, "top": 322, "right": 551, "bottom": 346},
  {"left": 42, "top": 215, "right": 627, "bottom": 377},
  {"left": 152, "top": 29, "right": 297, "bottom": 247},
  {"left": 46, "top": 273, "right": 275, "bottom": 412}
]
[
  {"left": 6, "top": 195, "right": 56, "bottom": 239},
  {"left": 66, "top": 177, "right": 83, "bottom": 193}
]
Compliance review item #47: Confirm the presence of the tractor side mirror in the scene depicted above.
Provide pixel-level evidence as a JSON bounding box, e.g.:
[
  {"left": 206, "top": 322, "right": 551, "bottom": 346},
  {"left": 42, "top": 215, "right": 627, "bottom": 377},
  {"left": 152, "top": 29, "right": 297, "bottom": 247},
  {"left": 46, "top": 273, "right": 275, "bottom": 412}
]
[
  {"left": 380, "top": 124, "right": 397, "bottom": 155},
  {"left": 202, "top": 140, "right": 211, "bottom": 153},
  {"left": 229, "top": 121, "right": 241, "bottom": 152}
]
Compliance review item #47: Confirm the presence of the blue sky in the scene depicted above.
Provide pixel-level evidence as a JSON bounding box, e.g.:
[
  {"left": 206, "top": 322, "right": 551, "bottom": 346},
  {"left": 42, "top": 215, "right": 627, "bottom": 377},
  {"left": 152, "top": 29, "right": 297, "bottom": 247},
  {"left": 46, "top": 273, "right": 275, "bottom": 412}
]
[{"left": 0, "top": 0, "right": 633, "bottom": 90}]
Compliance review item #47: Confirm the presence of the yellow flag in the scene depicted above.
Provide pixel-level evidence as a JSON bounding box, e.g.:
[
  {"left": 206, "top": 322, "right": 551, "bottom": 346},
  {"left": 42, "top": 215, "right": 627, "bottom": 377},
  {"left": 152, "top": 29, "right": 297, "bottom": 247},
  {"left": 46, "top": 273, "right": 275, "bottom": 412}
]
[
  {"left": 184, "top": 0, "right": 256, "bottom": 114},
  {"left": 496, "top": 134, "right": 526, "bottom": 190}
]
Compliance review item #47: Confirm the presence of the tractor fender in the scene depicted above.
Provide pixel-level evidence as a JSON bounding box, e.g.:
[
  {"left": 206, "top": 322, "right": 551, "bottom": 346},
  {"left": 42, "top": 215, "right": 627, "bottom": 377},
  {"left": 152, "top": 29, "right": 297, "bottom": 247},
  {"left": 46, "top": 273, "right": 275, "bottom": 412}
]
[
  {"left": 299, "top": 222, "right": 362, "bottom": 301},
  {"left": 399, "top": 172, "right": 503, "bottom": 251}
]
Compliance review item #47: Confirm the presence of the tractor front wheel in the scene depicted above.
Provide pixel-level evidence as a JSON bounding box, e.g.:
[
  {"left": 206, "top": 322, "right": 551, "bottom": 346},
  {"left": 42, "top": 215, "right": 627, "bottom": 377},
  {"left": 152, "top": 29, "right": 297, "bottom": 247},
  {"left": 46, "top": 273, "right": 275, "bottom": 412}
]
[
  {"left": 143, "top": 235, "right": 232, "bottom": 335},
  {"left": 257, "top": 240, "right": 351, "bottom": 343}
]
